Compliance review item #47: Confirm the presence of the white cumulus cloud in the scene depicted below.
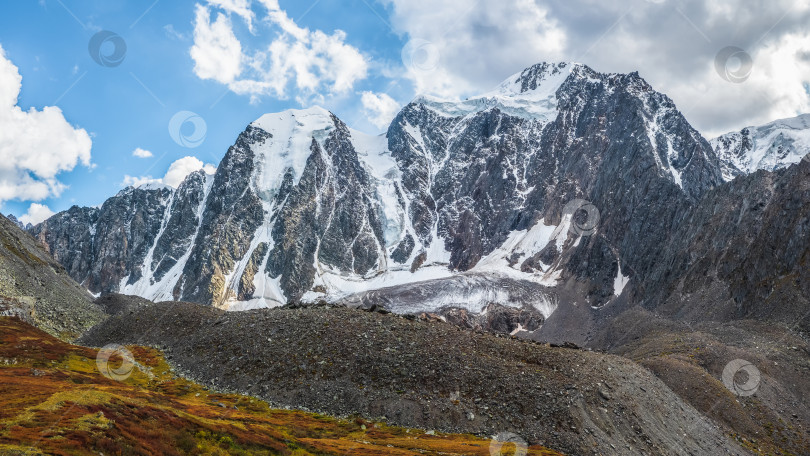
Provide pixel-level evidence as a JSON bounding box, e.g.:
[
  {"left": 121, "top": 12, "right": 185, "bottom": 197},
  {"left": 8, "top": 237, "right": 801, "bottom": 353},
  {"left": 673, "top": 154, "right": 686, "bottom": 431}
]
[
  {"left": 123, "top": 156, "right": 216, "bottom": 189},
  {"left": 190, "top": 4, "right": 244, "bottom": 86},
  {"left": 18, "top": 203, "right": 55, "bottom": 225},
  {"left": 132, "top": 148, "right": 154, "bottom": 158},
  {"left": 383, "top": 0, "right": 567, "bottom": 98},
  {"left": 190, "top": 0, "right": 369, "bottom": 101},
  {"left": 0, "top": 44, "right": 92, "bottom": 206},
  {"left": 208, "top": 0, "right": 255, "bottom": 31},
  {"left": 361, "top": 91, "right": 400, "bottom": 129}
]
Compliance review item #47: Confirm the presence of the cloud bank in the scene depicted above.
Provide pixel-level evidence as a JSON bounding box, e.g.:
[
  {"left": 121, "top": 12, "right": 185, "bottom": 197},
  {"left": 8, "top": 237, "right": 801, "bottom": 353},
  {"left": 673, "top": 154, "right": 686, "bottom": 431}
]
[
  {"left": 0, "top": 44, "right": 92, "bottom": 206},
  {"left": 383, "top": 0, "right": 810, "bottom": 136},
  {"left": 18, "top": 203, "right": 55, "bottom": 225}
]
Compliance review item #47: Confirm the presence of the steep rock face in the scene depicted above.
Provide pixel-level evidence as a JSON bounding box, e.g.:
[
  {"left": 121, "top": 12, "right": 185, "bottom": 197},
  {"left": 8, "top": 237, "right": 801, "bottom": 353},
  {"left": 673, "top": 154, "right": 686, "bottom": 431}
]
[
  {"left": 149, "top": 171, "right": 209, "bottom": 285},
  {"left": 32, "top": 206, "right": 98, "bottom": 286},
  {"left": 711, "top": 113, "right": 810, "bottom": 181},
  {"left": 111, "top": 171, "right": 213, "bottom": 303},
  {"left": 640, "top": 156, "right": 810, "bottom": 329},
  {"left": 32, "top": 187, "right": 173, "bottom": 295},
  {"left": 94, "top": 187, "right": 173, "bottom": 291},
  {"left": 386, "top": 63, "right": 721, "bottom": 306},
  {"left": 34, "top": 62, "right": 727, "bottom": 313},
  {"left": 264, "top": 115, "right": 386, "bottom": 303},
  {"left": 175, "top": 127, "right": 265, "bottom": 306}
]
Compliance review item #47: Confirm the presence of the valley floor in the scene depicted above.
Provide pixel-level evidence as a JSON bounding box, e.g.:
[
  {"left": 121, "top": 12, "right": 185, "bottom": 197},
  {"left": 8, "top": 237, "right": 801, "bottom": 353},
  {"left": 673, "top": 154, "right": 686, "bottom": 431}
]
[
  {"left": 0, "top": 316, "right": 560, "bottom": 456},
  {"left": 78, "top": 299, "right": 755, "bottom": 456}
]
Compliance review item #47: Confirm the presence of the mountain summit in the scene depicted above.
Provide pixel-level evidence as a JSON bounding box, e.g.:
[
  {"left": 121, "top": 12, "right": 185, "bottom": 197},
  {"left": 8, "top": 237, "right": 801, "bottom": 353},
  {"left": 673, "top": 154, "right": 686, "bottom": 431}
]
[{"left": 711, "top": 113, "right": 810, "bottom": 180}]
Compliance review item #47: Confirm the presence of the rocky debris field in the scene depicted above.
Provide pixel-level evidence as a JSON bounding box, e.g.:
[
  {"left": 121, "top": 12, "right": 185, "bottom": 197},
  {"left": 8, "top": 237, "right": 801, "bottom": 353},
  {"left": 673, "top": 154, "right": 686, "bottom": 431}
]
[
  {"left": 540, "top": 289, "right": 810, "bottom": 455},
  {"left": 81, "top": 298, "right": 752, "bottom": 456},
  {"left": 0, "top": 215, "right": 104, "bottom": 340},
  {"left": 2, "top": 316, "right": 565, "bottom": 456},
  {"left": 297, "top": 296, "right": 548, "bottom": 338},
  {"left": 591, "top": 306, "right": 810, "bottom": 455}
]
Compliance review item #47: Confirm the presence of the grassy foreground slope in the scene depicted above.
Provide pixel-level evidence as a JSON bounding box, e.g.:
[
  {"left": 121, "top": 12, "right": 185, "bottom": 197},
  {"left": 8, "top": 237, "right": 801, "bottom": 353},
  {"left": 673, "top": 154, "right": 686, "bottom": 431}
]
[{"left": 0, "top": 317, "right": 560, "bottom": 456}]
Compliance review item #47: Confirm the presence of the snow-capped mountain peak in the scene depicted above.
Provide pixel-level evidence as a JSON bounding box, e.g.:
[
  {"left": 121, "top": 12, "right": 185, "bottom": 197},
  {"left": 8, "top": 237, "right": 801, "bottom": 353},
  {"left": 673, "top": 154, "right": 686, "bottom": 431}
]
[
  {"left": 496, "top": 61, "right": 576, "bottom": 95},
  {"left": 251, "top": 106, "right": 334, "bottom": 132},
  {"left": 250, "top": 106, "right": 337, "bottom": 196},
  {"left": 711, "top": 113, "right": 810, "bottom": 181},
  {"left": 412, "top": 62, "right": 578, "bottom": 120},
  {"left": 35, "top": 61, "right": 723, "bottom": 314}
]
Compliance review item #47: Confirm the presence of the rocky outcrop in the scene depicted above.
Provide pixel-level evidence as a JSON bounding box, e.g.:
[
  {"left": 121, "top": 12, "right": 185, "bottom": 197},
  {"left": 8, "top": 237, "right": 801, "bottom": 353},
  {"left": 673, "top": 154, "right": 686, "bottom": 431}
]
[
  {"left": 639, "top": 157, "right": 810, "bottom": 329},
  {"left": 438, "top": 302, "right": 546, "bottom": 335},
  {"left": 0, "top": 214, "right": 103, "bottom": 340}
]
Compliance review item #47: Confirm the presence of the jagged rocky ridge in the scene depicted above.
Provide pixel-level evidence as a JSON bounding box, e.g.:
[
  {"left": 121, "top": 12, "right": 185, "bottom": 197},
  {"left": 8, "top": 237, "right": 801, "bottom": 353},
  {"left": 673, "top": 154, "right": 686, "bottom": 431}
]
[
  {"left": 5, "top": 214, "right": 30, "bottom": 231},
  {"left": 33, "top": 61, "right": 803, "bottom": 321}
]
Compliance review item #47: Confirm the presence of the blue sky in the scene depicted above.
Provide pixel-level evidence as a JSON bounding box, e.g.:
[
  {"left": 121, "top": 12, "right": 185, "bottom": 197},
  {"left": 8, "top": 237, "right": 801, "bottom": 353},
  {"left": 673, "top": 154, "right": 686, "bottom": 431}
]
[
  {"left": 1, "top": 0, "right": 809, "bottom": 223},
  {"left": 0, "top": 0, "right": 411, "bottom": 220}
]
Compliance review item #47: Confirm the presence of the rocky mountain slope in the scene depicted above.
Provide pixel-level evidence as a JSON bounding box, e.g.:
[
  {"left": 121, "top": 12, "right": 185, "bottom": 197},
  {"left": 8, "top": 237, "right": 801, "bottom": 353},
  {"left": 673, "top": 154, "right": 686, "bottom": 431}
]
[
  {"left": 33, "top": 62, "right": 725, "bottom": 318},
  {"left": 0, "top": 214, "right": 103, "bottom": 339},
  {"left": 711, "top": 113, "right": 810, "bottom": 181},
  {"left": 80, "top": 299, "right": 752, "bottom": 456},
  {"left": 639, "top": 155, "right": 810, "bottom": 328},
  {"left": 591, "top": 308, "right": 810, "bottom": 456}
]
